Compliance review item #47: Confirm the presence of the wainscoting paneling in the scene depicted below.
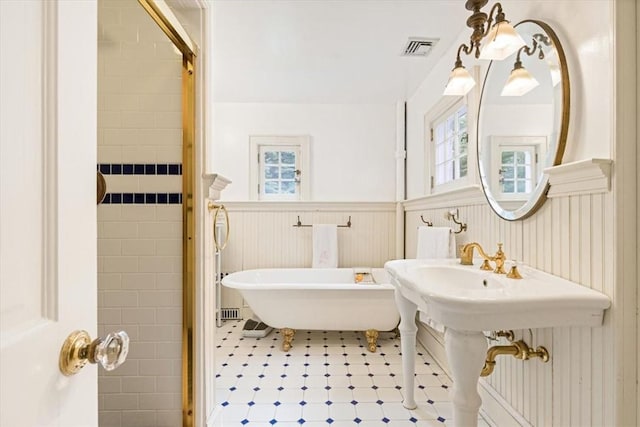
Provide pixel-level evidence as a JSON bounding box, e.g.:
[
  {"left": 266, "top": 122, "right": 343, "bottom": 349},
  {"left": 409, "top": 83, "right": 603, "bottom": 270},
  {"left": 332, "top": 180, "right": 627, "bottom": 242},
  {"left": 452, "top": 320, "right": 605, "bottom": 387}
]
[
  {"left": 219, "top": 202, "right": 397, "bottom": 315},
  {"left": 404, "top": 187, "right": 615, "bottom": 426}
]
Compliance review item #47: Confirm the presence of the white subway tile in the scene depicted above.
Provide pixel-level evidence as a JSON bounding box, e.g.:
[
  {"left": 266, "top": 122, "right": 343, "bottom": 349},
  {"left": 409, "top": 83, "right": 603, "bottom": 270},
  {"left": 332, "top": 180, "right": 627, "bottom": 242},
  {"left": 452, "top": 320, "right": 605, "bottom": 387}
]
[
  {"left": 155, "top": 411, "right": 182, "bottom": 427},
  {"left": 105, "top": 175, "right": 140, "bottom": 193},
  {"left": 103, "top": 256, "right": 139, "bottom": 273},
  {"left": 104, "top": 360, "right": 139, "bottom": 377},
  {"left": 155, "top": 342, "right": 182, "bottom": 359},
  {"left": 121, "top": 377, "right": 156, "bottom": 393},
  {"left": 155, "top": 376, "right": 181, "bottom": 393},
  {"left": 121, "top": 308, "right": 156, "bottom": 324},
  {"left": 139, "top": 291, "right": 181, "bottom": 308},
  {"left": 122, "top": 239, "right": 156, "bottom": 256},
  {"left": 127, "top": 342, "right": 156, "bottom": 359},
  {"left": 137, "top": 176, "right": 181, "bottom": 193},
  {"left": 120, "top": 206, "right": 156, "bottom": 222},
  {"left": 103, "top": 290, "right": 138, "bottom": 307},
  {"left": 138, "top": 394, "right": 181, "bottom": 410},
  {"left": 100, "top": 222, "right": 138, "bottom": 239},
  {"left": 103, "top": 394, "right": 139, "bottom": 411},
  {"left": 120, "top": 411, "right": 157, "bottom": 427},
  {"left": 97, "top": 7, "right": 121, "bottom": 28},
  {"left": 97, "top": 205, "right": 122, "bottom": 221},
  {"left": 138, "top": 257, "right": 175, "bottom": 273},
  {"left": 122, "top": 273, "right": 156, "bottom": 290},
  {"left": 98, "top": 273, "right": 122, "bottom": 290},
  {"left": 155, "top": 206, "right": 182, "bottom": 221},
  {"left": 156, "top": 273, "right": 181, "bottom": 290},
  {"left": 103, "top": 128, "right": 138, "bottom": 146},
  {"left": 103, "top": 93, "right": 139, "bottom": 111},
  {"left": 155, "top": 308, "right": 182, "bottom": 325},
  {"left": 121, "top": 111, "right": 156, "bottom": 129},
  {"left": 98, "top": 411, "right": 121, "bottom": 427},
  {"left": 138, "top": 359, "right": 173, "bottom": 376},
  {"left": 138, "top": 129, "right": 181, "bottom": 146},
  {"left": 155, "top": 42, "right": 181, "bottom": 59},
  {"left": 121, "top": 145, "right": 157, "bottom": 163},
  {"left": 98, "top": 239, "right": 122, "bottom": 256},
  {"left": 138, "top": 222, "right": 181, "bottom": 239},
  {"left": 98, "top": 376, "right": 122, "bottom": 394},
  {"left": 98, "top": 76, "right": 122, "bottom": 95},
  {"left": 98, "top": 146, "right": 122, "bottom": 164},
  {"left": 154, "top": 111, "right": 181, "bottom": 129},
  {"left": 155, "top": 146, "right": 182, "bottom": 163},
  {"left": 155, "top": 239, "right": 181, "bottom": 256},
  {"left": 102, "top": 24, "right": 139, "bottom": 43},
  {"left": 98, "top": 308, "right": 122, "bottom": 324},
  {"left": 121, "top": 41, "right": 156, "bottom": 59},
  {"left": 99, "top": 111, "right": 122, "bottom": 128},
  {"left": 138, "top": 94, "right": 181, "bottom": 113},
  {"left": 139, "top": 325, "right": 178, "bottom": 343},
  {"left": 137, "top": 59, "right": 181, "bottom": 81}
]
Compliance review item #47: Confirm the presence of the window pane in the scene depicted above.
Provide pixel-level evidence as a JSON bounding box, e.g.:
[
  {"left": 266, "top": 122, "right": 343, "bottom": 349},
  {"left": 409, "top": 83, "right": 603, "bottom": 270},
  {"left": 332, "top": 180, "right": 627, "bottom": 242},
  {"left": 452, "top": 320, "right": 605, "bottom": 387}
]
[
  {"left": 281, "top": 151, "right": 296, "bottom": 164},
  {"left": 516, "top": 152, "right": 525, "bottom": 164},
  {"left": 517, "top": 180, "right": 526, "bottom": 193},
  {"left": 459, "top": 132, "right": 468, "bottom": 155},
  {"left": 460, "top": 156, "right": 468, "bottom": 177},
  {"left": 281, "top": 167, "right": 296, "bottom": 179},
  {"left": 445, "top": 161, "right": 454, "bottom": 181},
  {"left": 502, "top": 181, "right": 515, "bottom": 193},
  {"left": 264, "top": 181, "right": 278, "bottom": 194},
  {"left": 436, "top": 124, "right": 445, "bottom": 142},
  {"left": 264, "top": 151, "right": 279, "bottom": 164},
  {"left": 503, "top": 166, "right": 514, "bottom": 179},
  {"left": 436, "top": 144, "right": 445, "bottom": 164},
  {"left": 445, "top": 137, "right": 454, "bottom": 160},
  {"left": 446, "top": 117, "right": 454, "bottom": 137},
  {"left": 281, "top": 181, "right": 296, "bottom": 194},
  {"left": 436, "top": 164, "right": 445, "bottom": 184},
  {"left": 265, "top": 166, "right": 279, "bottom": 179},
  {"left": 517, "top": 166, "right": 526, "bottom": 179},
  {"left": 502, "top": 151, "right": 514, "bottom": 165}
]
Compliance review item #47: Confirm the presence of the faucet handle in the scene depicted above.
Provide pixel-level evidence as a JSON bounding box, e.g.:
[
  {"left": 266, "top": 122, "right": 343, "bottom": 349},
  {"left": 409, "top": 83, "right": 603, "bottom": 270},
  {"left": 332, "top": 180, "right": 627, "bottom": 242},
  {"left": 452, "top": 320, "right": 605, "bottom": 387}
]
[{"left": 506, "top": 260, "right": 523, "bottom": 279}]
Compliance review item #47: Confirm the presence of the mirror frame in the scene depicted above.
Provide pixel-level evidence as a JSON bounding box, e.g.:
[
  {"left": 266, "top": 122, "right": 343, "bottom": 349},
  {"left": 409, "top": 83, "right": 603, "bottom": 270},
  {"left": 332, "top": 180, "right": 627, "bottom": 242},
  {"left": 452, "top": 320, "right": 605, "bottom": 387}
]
[{"left": 477, "top": 19, "right": 570, "bottom": 221}]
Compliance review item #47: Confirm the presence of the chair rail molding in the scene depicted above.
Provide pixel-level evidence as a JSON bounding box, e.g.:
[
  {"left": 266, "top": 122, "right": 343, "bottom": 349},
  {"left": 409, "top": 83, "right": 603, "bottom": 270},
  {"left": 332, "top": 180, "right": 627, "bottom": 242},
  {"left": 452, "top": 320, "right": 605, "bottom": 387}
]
[{"left": 545, "top": 158, "right": 612, "bottom": 198}]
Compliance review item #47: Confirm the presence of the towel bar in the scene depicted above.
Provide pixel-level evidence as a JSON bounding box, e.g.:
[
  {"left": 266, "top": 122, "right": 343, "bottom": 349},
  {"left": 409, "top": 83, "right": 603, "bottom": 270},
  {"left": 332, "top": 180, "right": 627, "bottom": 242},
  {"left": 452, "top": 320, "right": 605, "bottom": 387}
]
[{"left": 293, "top": 215, "right": 352, "bottom": 228}]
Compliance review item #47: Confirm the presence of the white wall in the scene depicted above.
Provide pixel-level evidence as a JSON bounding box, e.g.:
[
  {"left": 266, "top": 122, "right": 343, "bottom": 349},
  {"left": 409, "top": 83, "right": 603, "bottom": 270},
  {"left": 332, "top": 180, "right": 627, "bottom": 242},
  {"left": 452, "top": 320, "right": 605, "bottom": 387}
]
[{"left": 212, "top": 103, "right": 397, "bottom": 201}]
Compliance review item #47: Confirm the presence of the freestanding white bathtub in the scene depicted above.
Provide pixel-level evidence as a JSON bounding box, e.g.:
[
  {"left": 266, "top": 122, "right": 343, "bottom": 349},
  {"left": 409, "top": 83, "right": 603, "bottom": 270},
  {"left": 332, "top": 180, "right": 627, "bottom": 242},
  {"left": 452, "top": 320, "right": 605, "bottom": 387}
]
[{"left": 221, "top": 268, "right": 400, "bottom": 352}]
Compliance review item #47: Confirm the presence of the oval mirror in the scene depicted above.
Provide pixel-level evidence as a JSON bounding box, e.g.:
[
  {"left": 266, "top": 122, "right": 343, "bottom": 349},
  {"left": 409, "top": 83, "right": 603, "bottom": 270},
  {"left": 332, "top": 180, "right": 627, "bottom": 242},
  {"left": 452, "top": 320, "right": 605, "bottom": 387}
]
[{"left": 477, "top": 20, "right": 569, "bottom": 221}]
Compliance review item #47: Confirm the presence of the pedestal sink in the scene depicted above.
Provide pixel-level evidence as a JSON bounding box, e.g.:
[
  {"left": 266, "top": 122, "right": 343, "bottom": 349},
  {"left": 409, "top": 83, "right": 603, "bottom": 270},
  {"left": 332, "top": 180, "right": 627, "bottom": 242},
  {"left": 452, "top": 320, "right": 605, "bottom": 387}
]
[{"left": 384, "top": 258, "right": 610, "bottom": 427}]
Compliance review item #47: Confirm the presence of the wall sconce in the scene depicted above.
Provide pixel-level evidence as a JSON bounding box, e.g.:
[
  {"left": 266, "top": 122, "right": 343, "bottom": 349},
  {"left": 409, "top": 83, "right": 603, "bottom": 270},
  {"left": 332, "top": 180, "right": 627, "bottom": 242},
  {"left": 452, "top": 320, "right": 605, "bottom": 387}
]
[
  {"left": 501, "top": 33, "right": 549, "bottom": 97},
  {"left": 443, "top": 0, "right": 525, "bottom": 96}
]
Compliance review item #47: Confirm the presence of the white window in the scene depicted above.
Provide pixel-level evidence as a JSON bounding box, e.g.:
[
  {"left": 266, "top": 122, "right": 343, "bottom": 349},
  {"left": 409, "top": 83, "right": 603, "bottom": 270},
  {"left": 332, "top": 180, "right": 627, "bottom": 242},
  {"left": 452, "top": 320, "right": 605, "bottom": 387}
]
[
  {"left": 249, "top": 136, "right": 310, "bottom": 201},
  {"left": 430, "top": 101, "right": 468, "bottom": 189},
  {"left": 489, "top": 136, "right": 546, "bottom": 202}
]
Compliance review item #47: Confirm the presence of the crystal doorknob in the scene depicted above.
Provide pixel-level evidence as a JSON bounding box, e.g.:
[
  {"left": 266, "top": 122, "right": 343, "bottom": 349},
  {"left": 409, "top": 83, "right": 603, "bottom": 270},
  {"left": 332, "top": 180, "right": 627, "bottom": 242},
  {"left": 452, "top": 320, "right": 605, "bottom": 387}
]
[{"left": 59, "top": 330, "right": 129, "bottom": 376}]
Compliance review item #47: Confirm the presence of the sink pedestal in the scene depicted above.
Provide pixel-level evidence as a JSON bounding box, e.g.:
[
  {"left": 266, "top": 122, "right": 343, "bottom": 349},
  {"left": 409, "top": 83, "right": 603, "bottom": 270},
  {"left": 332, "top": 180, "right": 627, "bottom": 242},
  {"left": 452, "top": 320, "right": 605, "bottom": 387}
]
[
  {"left": 395, "top": 288, "right": 487, "bottom": 427},
  {"left": 444, "top": 328, "right": 487, "bottom": 427}
]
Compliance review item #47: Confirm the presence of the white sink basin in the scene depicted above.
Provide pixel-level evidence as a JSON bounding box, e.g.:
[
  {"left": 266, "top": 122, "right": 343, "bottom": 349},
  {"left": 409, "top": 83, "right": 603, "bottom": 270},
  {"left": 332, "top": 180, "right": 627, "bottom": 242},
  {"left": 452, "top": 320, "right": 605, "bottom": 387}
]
[
  {"left": 385, "top": 258, "right": 611, "bottom": 426},
  {"left": 385, "top": 258, "right": 610, "bottom": 331}
]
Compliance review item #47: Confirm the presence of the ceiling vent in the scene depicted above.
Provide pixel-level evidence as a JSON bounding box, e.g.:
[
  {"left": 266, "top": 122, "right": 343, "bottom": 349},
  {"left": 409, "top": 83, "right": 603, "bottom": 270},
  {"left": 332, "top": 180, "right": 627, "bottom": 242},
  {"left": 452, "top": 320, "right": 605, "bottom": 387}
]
[{"left": 402, "top": 38, "right": 439, "bottom": 57}]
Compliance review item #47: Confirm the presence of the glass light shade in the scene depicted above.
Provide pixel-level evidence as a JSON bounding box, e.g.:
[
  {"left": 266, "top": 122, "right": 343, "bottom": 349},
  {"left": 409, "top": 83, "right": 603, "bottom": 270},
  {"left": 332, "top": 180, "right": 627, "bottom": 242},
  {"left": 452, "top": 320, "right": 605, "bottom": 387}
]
[
  {"left": 443, "top": 66, "right": 476, "bottom": 96},
  {"left": 501, "top": 66, "right": 540, "bottom": 96},
  {"left": 479, "top": 21, "right": 526, "bottom": 60}
]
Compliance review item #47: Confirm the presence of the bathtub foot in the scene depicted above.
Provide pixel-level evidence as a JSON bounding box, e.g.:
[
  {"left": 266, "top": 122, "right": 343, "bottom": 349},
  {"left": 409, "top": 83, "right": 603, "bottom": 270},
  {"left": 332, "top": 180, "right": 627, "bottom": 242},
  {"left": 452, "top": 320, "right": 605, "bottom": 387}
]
[
  {"left": 281, "top": 328, "right": 295, "bottom": 351},
  {"left": 366, "top": 329, "right": 379, "bottom": 352}
]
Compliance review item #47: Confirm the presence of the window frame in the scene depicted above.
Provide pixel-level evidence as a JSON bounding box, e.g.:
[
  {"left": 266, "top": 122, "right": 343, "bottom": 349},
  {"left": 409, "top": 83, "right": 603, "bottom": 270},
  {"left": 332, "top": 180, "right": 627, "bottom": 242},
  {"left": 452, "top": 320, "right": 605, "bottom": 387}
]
[
  {"left": 249, "top": 135, "right": 311, "bottom": 201},
  {"left": 426, "top": 98, "right": 470, "bottom": 194}
]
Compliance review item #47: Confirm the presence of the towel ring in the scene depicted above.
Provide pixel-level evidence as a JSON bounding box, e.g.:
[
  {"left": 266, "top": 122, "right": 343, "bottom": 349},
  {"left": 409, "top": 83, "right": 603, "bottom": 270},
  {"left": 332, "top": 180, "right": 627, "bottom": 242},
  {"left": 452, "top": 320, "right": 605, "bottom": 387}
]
[{"left": 212, "top": 204, "right": 230, "bottom": 251}]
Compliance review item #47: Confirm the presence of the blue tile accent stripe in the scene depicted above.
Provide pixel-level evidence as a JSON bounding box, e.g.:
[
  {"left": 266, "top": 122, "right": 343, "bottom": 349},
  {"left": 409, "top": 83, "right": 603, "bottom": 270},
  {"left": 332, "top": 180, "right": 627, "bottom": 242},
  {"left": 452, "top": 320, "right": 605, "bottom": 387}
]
[
  {"left": 97, "top": 163, "right": 182, "bottom": 175},
  {"left": 102, "top": 193, "right": 183, "bottom": 204}
]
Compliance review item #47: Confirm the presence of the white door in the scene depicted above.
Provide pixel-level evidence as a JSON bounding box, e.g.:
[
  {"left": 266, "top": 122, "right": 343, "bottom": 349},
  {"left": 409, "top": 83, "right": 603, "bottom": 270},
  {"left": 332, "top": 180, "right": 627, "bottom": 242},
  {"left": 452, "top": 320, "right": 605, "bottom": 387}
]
[{"left": 1, "top": 1, "right": 100, "bottom": 425}]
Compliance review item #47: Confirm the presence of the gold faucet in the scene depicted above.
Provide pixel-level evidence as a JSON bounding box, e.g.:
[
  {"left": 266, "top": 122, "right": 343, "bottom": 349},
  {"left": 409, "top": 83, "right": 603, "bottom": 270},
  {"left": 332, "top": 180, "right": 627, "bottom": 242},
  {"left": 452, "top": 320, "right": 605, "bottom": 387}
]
[
  {"left": 460, "top": 242, "right": 507, "bottom": 274},
  {"left": 480, "top": 340, "right": 549, "bottom": 377}
]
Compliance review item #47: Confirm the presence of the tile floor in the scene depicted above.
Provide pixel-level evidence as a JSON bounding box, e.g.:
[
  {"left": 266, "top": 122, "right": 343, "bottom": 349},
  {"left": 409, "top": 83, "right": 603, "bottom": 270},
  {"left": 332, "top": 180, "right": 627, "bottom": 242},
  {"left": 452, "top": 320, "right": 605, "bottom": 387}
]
[{"left": 215, "top": 321, "right": 489, "bottom": 426}]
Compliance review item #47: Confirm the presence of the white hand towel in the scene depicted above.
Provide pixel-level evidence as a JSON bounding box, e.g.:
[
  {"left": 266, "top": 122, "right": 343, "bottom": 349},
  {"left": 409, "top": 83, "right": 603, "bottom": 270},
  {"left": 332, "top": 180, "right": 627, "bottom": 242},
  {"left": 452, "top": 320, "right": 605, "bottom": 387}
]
[
  {"left": 312, "top": 224, "right": 338, "bottom": 268},
  {"left": 416, "top": 226, "right": 456, "bottom": 259}
]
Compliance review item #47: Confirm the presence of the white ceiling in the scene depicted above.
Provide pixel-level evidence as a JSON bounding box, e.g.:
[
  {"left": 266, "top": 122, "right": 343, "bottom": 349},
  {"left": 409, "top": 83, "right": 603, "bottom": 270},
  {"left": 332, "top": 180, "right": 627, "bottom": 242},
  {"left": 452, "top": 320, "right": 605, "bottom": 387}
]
[{"left": 211, "top": 1, "right": 468, "bottom": 104}]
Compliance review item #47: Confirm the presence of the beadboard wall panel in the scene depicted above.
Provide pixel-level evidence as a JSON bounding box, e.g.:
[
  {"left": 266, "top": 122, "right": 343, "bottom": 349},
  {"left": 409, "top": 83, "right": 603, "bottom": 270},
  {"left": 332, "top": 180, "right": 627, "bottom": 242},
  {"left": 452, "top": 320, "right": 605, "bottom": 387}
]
[
  {"left": 404, "top": 188, "right": 615, "bottom": 426},
  {"left": 219, "top": 202, "right": 397, "bottom": 313}
]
